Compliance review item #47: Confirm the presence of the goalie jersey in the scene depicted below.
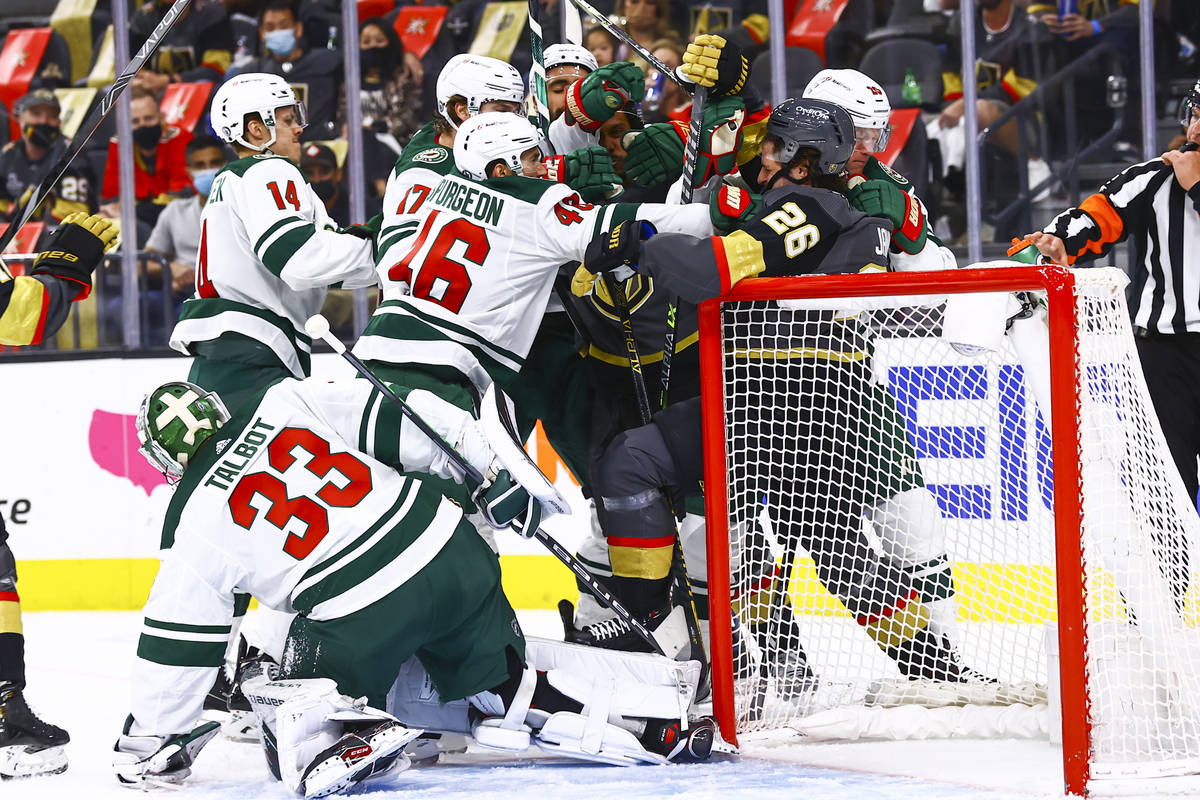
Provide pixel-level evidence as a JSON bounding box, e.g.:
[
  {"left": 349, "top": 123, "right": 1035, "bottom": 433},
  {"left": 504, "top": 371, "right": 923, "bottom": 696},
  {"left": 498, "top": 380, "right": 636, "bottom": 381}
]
[
  {"left": 354, "top": 173, "right": 712, "bottom": 394},
  {"left": 169, "top": 154, "right": 378, "bottom": 378},
  {"left": 130, "top": 378, "right": 478, "bottom": 737}
]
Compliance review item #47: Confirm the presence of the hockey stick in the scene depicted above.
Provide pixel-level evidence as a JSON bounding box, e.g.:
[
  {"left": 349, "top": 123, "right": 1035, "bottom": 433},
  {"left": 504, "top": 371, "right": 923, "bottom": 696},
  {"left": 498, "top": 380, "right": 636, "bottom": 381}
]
[
  {"left": 304, "top": 315, "right": 665, "bottom": 656},
  {"left": 527, "top": 0, "right": 551, "bottom": 139},
  {"left": 0, "top": 0, "right": 194, "bottom": 274},
  {"left": 564, "top": 0, "right": 689, "bottom": 90},
  {"left": 601, "top": 276, "right": 709, "bottom": 686}
]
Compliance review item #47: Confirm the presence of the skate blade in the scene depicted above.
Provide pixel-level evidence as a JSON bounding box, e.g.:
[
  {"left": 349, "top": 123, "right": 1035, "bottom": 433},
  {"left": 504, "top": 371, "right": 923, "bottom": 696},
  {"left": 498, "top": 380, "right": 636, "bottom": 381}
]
[{"left": 0, "top": 744, "right": 68, "bottom": 779}]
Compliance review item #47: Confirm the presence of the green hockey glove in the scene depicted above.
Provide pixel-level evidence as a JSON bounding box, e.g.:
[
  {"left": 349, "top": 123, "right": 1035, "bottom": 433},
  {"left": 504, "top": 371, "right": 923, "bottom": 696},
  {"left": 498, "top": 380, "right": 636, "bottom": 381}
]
[
  {"left": 544, "top": 146, "right": 621, "bottom": 202},
  {"left": 694, "top": 96, "right": 746, "bottom": 188},
  {"left": 337, "top": 212, "right": 383, "bottom": 240},
  {"left": 31, "top": 211, "right": 120, "bottom": 301},
  {"left": 476, "top": 470, "right": 543, "bottom": 538},
  {"left": 708, "top": 183, "right": 761, "bottom": 233},
  {"left": 623, "top": 123, "right": 685, "bottom": 187},
  {"left": 565, "top": 61, "right": 646, "bottom": 132},
  {"left": 680, "top": 34, "right": 750, "bottom": 97},
  {"left": 847, "top": 178, "right": 927, "bottom": 254}
]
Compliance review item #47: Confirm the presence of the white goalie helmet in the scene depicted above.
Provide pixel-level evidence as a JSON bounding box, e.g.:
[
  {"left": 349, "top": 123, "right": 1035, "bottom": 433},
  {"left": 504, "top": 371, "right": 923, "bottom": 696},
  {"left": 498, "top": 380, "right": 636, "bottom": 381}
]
[
  {"left": 436, "top": 54, "right": 526, "bottom": 130},
  {"left": 544, "top": 43, "right": 598, "bottom": 74},
  {"left": 454, "top": 112, "right": 545, "bottom": 180},
  {"left": 803, "top": 69, "right": 891, "bottom": 152},
  {"left": 211, "top": 72, "right": 307, "bottom": 152}
]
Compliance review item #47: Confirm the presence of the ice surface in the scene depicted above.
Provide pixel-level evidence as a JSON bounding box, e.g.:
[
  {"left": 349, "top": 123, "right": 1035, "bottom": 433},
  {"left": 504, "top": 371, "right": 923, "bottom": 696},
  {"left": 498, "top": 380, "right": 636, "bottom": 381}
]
[{"left": 5, "top": 610, "right": 1077, "bottom": 799}]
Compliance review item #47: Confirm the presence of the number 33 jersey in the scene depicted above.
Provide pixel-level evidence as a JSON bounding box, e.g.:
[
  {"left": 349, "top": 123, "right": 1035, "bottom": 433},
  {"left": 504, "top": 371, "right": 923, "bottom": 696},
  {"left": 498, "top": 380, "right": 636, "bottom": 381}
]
[
  {"left": 132, "top": 377, "right": 479, "bottom": 736},
  {"left": 355, "top": 172, "right": 713, "bottom": 394},
  {"left": 169, "top": 154, "right": 378, "bottom": 378}
]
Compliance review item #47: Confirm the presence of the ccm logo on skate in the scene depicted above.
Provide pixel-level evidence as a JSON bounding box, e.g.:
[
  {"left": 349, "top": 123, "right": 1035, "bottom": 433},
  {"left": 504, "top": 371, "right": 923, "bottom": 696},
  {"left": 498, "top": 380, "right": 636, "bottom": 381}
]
[{"left": 341, "top": 745, "right": 373, "bottom": 765}]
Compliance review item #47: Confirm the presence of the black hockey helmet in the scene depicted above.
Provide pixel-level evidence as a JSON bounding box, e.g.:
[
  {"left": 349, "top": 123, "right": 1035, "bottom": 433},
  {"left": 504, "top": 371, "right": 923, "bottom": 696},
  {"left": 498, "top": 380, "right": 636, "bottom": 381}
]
[
  {"left": 765, "top": 98, "right": 855, "bottom": 175},
  {"left": 1178, "top": 78, "right": 1200, "bottom": 128}
]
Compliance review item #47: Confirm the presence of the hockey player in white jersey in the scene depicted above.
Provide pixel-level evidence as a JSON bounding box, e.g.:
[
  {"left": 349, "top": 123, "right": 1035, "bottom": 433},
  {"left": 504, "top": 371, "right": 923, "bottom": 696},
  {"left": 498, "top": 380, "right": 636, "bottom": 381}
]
[
  {"left": 169, "top": 73, "right": 378, "bottom": 413},
  {"left": 112, "top": 379, "right": 716, "bottom": 794},
  {"left": 356, "top": 112, "right": 713, "bottom": 404}
]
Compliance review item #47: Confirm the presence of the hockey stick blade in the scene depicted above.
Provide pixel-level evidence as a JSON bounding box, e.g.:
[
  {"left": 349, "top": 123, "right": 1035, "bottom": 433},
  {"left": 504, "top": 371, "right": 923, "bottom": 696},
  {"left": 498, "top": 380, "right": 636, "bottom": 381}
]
[
  {"left": 0, "top": 0, "right": 195, "bottom": 263},
  {"left": 304, "top": 315, "right": 664, "bottom": 655}
]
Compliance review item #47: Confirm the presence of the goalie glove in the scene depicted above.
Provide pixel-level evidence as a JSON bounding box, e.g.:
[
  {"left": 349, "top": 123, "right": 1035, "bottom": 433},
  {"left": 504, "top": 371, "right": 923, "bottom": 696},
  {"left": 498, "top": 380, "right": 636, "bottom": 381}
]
[
  {"left": 31, "top": 211, "right": 119, "bottom": 301},
  {"left": 708, "top": 182, "right": 761, "bottom": 233},
  {"left": 474, "top": 469, "right": 543, "bottom": 538},
  {"left": 846, "top": 178, "right": 926, "bottom": 254},
  {"left": 680, "top": 34, "right": 750, "bottom": 98},
  {"left": 544, "top": 146, "right": 621, "bottom": 202},
  {"left": 572, "top": 219, "right": 658, "bottom": 297},
  {"left": 112, "top": 716, "right": 221, "bottom": 788},
  {"left": 565, "top": 61, "right": 645, "bottom": 132}
]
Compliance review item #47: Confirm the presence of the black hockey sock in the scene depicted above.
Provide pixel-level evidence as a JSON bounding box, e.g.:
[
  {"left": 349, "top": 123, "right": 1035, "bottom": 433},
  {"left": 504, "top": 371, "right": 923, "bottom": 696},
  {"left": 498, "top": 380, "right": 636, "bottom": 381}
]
[
  {"left": 610, "top": 576, "right": 671, "bottom": 619},
  {"left": 488, "top": 646, "right": 583, "bottom": 716},
  {"left": 0, "top": 633, "right": 25, "bottom": 691}
]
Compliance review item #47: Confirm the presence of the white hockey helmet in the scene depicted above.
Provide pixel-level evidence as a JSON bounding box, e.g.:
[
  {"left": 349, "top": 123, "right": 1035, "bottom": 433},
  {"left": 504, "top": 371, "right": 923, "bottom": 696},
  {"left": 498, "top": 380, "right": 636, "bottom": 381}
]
[
  {"left": 544, "top": 43, "right": 598, "bottom": 75},
  {"left": 211, "top": 72, "right": 307, "bottom": 152},
  {"left": 803, "top": 69, "right": 891, "bottom": 152},
  {"left": 436, "top": 54, "right": 526, "bottom": 130},
  {"left": 454, "top": 112, "right": 546, "bottom": 180}
]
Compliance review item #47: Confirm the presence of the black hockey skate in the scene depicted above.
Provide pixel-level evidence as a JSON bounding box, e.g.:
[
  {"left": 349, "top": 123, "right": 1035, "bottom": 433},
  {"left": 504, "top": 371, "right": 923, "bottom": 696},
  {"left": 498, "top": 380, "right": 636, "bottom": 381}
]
[
  {"left": 640, "top": 716, "right": 717, "bottom": 763},
  {"left": 0, "top": 682, "right": 69, "bottom": 779},
  {"left": 559, "top": 599, "right": 683, "bottom": 654}
]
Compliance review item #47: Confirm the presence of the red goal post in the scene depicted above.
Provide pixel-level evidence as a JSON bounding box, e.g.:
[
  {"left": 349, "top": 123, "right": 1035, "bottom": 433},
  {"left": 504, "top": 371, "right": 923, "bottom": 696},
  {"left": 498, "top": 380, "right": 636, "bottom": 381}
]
[{"left": 697, "top": 265, "right": 1169, "bottom": 797}]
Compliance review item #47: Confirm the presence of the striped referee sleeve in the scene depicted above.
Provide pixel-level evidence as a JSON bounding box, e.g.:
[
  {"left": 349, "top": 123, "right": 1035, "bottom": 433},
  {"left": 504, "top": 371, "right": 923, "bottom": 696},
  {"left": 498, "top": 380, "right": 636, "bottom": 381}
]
[{"left": 1043, "top": 159, "right": 1170, "bottom": 263}]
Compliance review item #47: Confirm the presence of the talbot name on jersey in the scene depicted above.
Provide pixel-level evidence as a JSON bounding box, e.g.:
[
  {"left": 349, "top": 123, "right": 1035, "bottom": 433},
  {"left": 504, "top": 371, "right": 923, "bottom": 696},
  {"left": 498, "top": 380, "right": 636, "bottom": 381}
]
[
  {"left": 205, "top": 418, "right": 276, "bottom": 490},
  {"left": 430, "top": 180, "right": 504, "bottom": 227}
]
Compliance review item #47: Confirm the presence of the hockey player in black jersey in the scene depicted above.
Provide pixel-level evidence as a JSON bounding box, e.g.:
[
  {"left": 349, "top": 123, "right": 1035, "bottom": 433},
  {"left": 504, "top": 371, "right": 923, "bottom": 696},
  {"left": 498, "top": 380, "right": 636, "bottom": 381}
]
[{"left": 570, "top": 98, "right": 982, "bottom": 694}]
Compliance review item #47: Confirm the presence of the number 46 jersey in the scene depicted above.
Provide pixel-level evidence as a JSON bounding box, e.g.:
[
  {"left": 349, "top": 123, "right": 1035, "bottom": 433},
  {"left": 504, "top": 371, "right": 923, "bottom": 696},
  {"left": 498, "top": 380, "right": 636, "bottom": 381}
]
[
  {"left": 355, "top": 172, "right": 713, "bottom": 394},
  {"left": 132, "top": 377, "right": 482, "bottom": 736}
]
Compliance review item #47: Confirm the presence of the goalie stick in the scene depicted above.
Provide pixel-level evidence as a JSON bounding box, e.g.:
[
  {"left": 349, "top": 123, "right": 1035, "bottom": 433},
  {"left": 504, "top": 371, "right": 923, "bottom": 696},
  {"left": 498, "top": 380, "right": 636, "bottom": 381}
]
[
  {"left": 601, "top": 276, "right": 709, "bottom": 688},
  {"left": 304, "top": 315, "right": 666, "bottom": 656},
  {"left": 0, "top": 0, "right": 194, "bottom": 276}
]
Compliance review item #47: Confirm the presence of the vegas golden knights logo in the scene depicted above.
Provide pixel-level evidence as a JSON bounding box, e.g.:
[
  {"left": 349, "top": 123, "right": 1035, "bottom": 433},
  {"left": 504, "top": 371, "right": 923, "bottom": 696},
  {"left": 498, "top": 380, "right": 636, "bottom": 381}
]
[{"left": 588, "top": 274, "right": 654, "bottom": 322}]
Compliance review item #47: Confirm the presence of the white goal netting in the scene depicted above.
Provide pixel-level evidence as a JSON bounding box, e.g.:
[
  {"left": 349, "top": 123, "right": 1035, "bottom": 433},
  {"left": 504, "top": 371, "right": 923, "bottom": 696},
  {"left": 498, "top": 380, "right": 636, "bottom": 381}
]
[{"left": 706, "top": 267, "right": 1200, "bottom": 788}]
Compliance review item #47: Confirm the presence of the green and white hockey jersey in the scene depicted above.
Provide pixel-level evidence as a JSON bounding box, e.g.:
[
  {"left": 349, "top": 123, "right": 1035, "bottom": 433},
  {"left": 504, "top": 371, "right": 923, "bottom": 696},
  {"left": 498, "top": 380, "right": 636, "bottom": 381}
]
[
  {"left": 375, "top": 121, "right": 457, "bottom": 295},
  {"left": 130, "top": 377, "right": 483, "bottom": 737},
  {"left": 169, "top": 154, "right": 378, "bottom": 378},
  {"left": 354, "top": 173, "right": 712, "bottom": 394}
]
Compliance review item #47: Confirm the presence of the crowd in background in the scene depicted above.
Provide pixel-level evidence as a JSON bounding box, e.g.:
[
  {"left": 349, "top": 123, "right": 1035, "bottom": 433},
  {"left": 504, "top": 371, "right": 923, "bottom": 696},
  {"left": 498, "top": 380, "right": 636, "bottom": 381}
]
[{"left": 0, "top": 0, "right": 1198, "bottom": 348}]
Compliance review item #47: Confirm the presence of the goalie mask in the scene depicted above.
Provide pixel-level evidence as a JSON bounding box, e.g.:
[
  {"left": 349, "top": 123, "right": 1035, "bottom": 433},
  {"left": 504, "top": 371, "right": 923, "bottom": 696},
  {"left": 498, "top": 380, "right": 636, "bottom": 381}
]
[
  {"left": 136, "top": 381, "right": 231, "bottom": 484},
  {"left": 454, "top": 112, "right": 546, "bottom": 180}
]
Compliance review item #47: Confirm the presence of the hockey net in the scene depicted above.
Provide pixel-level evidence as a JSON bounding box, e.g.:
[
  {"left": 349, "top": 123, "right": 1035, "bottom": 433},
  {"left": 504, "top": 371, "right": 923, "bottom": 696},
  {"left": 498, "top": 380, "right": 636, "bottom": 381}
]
[{"left": 698, "top": 265, "right": 1200, "bottom": 795}]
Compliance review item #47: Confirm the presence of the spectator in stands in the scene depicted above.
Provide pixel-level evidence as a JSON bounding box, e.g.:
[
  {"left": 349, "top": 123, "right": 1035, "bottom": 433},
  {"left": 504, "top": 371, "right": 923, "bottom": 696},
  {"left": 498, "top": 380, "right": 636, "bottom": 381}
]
[
  {"left": 230, "top": 0, "right": 342, "bottom": 141},
  {"left": 300, "top": 142, "right": 348, "bottom": 226},
  {"left": 0, "top": 90, "right": 95, "bottom": 223},
  {"left": 613, "top": 0, "right": 677, "bottom": 65},
  {"left": 586, "top": 26, "right": 619, "bottom": 67},
  {"left": 340, "top": 18, "right": 421, "bottom": 148},
  {"left": 144, "top": 135, "right": 229, "bottom": 312},
  {"left": 642, "top": 39, "right": 688, "bottom": 124},
  {"left": 100, "top": 87, "right": 194, "bottom": 231},
  {"left": 129, "top": 0, "right": 236, "bottom": 93},
  {"left": 1029, "top": 0, "right": 1143, "bottom": 158}
]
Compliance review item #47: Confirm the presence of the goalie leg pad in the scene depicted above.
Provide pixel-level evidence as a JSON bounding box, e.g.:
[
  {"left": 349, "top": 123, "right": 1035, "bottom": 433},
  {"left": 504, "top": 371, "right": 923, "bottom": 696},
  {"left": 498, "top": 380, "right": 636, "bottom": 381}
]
[
  {"left": 535, "top": 711, "right": 668, "bottom": 766},
  {"left": 298, "top": 720, "right": 421, "bottom": 799}
]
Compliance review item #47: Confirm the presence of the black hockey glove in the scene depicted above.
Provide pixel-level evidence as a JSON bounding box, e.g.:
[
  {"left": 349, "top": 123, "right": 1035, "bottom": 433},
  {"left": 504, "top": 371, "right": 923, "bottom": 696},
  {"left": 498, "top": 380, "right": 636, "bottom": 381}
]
[
  {"left": 680, "top": 35, "right": 750, "bottom": 98},
  {"left": 112, "top": 716, "right": 220, "bottom": 789},
  {"left": 475, "top": 470, "right": 542, "bottom": 538},
  {"left": 31, "top": 211, "right": 119, "bottom": 301},
  {"left": 586, "top": 219, "right": 657, "bottom": 281}
]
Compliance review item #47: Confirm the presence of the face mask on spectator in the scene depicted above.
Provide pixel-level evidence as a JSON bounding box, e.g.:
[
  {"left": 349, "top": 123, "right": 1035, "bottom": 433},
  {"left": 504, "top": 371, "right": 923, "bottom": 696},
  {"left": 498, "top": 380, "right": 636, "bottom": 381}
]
[
  {"left": 133, "top": 123, "right": 162, "bottom": 149},
  {"left": 264, "top": 28, "right": 297, "bottom": 57},
  {"left": 25, "top": 123, "right": 60, "bottom": 149},
  {"left": 311, "top": 179, "right": 337, "bottom": 201},
  {"left": 360, "top": 47, "right": 396, "bottom": 77},
  {"left": 191, "top": 168, "right": 219, "bottom": 196}
]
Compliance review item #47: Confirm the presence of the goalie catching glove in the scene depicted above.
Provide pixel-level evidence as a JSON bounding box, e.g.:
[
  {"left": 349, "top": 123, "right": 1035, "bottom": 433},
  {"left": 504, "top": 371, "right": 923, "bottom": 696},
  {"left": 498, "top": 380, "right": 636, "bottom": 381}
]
[
  {"left": 571, "top": 219, "right": 657, "bottom": 296},
  {"left": 679, "top": 34, "right": 750, "bottom": 97},
  {"left": 112, "top": 716, "right": 221, "bottom": 789},
  {"left": 565, "top": 61, "right": 645, "bottom": 132},
  {"left": 847, "top": 178, "right": 926, "bottom": 254},
  {"left": 30, "top": 211, "right": 120, "bottom": 300},
  {"left": 543, "top": 146, "right": 620, "bottom": 202},
  {"left": 623, "top": 96, "right": 746, "bottom": 189}
]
